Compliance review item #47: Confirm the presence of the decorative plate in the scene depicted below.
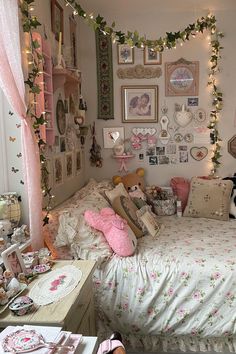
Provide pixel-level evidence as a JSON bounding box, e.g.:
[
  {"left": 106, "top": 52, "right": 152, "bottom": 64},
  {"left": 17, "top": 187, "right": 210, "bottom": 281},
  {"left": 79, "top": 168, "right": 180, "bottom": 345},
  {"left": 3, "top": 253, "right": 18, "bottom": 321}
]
[
  {"left": 33, "top": 264, "right": 51, "bottom": 274},
  {"left": 184, "top": 133, "right": 194, "bottom": 143},
  {"left": 2, "top": 329, "right": 44, "bottom": 353},
  {"left": 194, "top": 108, "right": 206, "bottom": 123},
  {"left": 29, "top": 265, "right": 82, "bottom": 306},
  {"left": 174, "top": 133, "right": 183, "bottom": 143}
]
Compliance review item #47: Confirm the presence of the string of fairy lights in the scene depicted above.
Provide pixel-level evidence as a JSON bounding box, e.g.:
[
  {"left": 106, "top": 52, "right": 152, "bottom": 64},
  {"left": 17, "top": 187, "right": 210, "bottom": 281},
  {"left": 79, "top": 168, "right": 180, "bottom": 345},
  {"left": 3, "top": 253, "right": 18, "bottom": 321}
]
[
  {"left": 19, "top": 0, "right": 223, "bottom": 224},
  {"left": 20, "top": 0, "right": 55, "bottom": 225}
]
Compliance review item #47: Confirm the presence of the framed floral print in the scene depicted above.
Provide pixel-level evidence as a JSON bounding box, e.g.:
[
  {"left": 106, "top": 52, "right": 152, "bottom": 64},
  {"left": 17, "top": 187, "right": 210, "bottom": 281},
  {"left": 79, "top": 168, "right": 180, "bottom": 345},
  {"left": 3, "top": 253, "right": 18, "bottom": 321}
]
[
  {"left": 53, "top": 155, "right": 64, "bottom": 186},
  {"left": 165, "top": 58, "right": 199, "bottom": 96},
  {"left": 144, "top": 47, "right": 162, "bottom": 65},
  {"left": 122, "top": 85, "right": 158, "bottom": 123},
  {"left": 65, "top": 152, "right": 73, "bottom": 179},
  {"left": 117, "top": 44, "right": 134, "bottom": 64}
]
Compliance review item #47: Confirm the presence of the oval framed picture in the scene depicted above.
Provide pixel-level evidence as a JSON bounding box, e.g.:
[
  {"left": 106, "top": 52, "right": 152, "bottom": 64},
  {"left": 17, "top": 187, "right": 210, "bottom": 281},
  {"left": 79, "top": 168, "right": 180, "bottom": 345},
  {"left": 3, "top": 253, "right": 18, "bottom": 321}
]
[
  {"left": 56, "top": 99, "right": 66, "bottom": 135},
  {"left": 194, "top": 108, "right": 206, "bottom": 123}
]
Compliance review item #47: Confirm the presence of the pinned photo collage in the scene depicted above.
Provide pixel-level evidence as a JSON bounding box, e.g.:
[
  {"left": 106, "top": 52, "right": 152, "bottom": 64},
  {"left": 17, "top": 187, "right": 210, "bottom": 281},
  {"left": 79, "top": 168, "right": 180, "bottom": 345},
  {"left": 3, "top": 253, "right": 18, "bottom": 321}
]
[{"left": 143, "top": 144, "right": 189, "bottom": 165}]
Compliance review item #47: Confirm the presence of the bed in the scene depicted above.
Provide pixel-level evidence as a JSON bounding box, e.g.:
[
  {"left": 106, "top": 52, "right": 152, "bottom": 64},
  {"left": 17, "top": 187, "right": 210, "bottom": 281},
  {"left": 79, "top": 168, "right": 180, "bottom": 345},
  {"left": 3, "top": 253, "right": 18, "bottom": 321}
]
[{"left": 45, "top": 178, "right": 236, "bottom": 353}]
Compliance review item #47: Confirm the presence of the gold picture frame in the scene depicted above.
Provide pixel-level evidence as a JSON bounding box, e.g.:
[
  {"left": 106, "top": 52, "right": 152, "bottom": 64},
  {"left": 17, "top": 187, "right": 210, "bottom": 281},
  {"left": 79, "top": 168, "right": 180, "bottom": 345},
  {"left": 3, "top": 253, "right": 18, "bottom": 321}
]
[
  {"left": 121, "top": 85, "right": 158, "bottom": 123},
  {"left": 144, "top": 46, "right": 162, "bottom": 65},
  {"left": 165, "top": 58, "right": 199, "bottom": 96}
]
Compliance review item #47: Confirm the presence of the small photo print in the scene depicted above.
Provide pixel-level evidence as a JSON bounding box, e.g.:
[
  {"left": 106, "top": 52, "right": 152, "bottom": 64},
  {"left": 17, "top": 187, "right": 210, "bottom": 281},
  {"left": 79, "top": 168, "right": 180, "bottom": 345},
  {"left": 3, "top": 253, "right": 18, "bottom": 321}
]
[
  {"left": 179, "top": 151, "right": 188, "bottom": 163},
  {"left": 156, "top": 146, "right": 165, "bottom": 155},
  {"left": 166, "top": 144, "right": 177, "bottom": 154},
  {"left": 159, "top": 155, "right": 170, "bottom": 165},
  {"left": 149, "top": 156, "right": 158, "bottom": 165},
  {"left": 139, "top": 153, "right": 144, "bottom": 160},
  {"left": 146, "top": 147, "right": 155, "bottom": 156},
  {"left": 179, "top": 145, "right": 188, "bottom": 151},
  {"left": 170, "top": 156, "right": 177, "bottom": 164},
  {"left": 188, "top": 97, "right": 199, "bottom": 106}
]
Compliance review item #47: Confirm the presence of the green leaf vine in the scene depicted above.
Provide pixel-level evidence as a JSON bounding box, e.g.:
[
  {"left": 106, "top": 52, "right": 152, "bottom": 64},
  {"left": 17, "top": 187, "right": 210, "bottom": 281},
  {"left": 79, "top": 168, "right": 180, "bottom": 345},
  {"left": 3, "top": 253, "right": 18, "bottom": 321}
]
[
  {"left": 64, "top": 0, "right": 224, "bottom": 174},
  {"left": 20, "top": 0, "right": 54, "bottom": 225}
]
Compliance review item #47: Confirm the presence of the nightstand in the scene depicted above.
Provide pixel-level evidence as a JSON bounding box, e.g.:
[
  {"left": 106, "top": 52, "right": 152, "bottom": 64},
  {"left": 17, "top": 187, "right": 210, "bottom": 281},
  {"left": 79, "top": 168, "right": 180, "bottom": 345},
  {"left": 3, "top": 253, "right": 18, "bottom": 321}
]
[
  {"left": 0, "top": 260, "right": 97, "bottom": 335},
  {"left": 77, "top": 336, "right": 98, "bottom": 354}
]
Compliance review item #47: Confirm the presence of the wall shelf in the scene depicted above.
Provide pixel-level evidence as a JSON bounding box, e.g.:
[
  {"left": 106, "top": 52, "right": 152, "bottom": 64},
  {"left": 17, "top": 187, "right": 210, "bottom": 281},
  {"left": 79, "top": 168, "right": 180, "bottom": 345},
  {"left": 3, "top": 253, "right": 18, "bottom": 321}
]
[
  {"left": 112, "top": 154, "right": 135, "bottom": 172},
  {"left": 52, "top": 68, "right": 80, "bottom": 98}
]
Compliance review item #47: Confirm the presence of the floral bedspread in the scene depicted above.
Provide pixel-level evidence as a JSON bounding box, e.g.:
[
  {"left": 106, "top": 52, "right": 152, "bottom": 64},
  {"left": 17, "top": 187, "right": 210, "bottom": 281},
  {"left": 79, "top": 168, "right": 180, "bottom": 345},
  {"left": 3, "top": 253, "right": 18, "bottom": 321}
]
[{"left": 94, "top": 216, "right": 236, "bottom": 352}]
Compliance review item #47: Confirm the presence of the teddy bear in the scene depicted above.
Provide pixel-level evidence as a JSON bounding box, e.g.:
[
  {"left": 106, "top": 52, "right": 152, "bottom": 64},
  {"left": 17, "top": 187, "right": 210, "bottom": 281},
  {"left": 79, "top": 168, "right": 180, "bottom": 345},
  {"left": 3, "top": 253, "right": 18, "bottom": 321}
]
[
  {"left": 112, "top": 168, "right": 146, "bottom": 201},
  {"left": 84, "top": 208, "right": 137, "bottom": 257}
]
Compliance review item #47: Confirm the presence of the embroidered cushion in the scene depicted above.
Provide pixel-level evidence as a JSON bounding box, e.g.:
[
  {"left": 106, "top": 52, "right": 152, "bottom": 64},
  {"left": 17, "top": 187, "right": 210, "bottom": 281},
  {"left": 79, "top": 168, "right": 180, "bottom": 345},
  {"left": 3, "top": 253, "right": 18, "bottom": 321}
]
[
  {"left": 105, "top": 183, "right": 130, "bottom": 204},
  {"left": 112, "top": 195, "right": 143, "bottom": 238},
  {"left": 183, "top": 177, "right": 233, "bottom": 221}
]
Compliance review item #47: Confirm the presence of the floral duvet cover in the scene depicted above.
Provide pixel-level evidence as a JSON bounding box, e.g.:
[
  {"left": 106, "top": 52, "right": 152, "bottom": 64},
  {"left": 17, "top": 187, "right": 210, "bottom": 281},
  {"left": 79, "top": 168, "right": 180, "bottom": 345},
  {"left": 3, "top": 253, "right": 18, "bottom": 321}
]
[{"left": 94, "top": 216, "right": 236, "bottom": 352}]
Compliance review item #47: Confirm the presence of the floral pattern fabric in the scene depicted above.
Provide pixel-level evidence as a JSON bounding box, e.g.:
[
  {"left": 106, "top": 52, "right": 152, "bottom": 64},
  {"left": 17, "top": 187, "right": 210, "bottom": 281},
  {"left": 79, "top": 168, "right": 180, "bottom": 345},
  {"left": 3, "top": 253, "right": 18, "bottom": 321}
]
[{"left": 94, "top": 216, "right": 236, "bottom": 352}]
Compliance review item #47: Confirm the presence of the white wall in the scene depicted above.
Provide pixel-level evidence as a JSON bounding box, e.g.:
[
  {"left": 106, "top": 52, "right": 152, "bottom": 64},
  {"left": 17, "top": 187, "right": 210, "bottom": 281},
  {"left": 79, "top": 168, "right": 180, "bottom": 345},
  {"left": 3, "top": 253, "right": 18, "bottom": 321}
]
[
  {"left": 0, "top": 88, "right": 29, "bottom": 224},
  {"left": 77, "top": 0, "right": 236, "bottom": 186}
]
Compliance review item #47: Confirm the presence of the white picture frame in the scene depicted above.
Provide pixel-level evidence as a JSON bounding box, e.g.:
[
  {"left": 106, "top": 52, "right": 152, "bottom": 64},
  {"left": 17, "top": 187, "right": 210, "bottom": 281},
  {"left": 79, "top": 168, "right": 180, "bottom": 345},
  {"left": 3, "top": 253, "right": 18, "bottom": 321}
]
[
  {"left": 117, "top": 44, "right": 134, "bottom": 64},
  {"left": 103, "top": 127, "right": 125, "bottom": 148},
  {"left": 2, "top": 244, "right": 27, "bottom": 277},
  {"left": 75, "top": 149, "right": 82, "bottom": 175}
]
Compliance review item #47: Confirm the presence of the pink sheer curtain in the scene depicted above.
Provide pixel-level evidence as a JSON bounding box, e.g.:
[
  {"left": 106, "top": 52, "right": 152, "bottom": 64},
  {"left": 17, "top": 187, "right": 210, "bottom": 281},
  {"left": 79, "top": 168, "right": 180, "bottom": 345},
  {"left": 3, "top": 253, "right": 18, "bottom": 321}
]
[{"left": 0, "top": 0, "right": 43, "bottom": 250}]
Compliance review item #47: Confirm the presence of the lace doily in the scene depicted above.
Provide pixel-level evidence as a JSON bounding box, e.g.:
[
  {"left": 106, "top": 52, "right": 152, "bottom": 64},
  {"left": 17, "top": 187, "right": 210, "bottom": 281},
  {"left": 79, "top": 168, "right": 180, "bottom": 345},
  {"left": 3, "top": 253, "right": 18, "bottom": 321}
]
[{"left": 29, "top": 265, "right": 82, "bottom": 305}]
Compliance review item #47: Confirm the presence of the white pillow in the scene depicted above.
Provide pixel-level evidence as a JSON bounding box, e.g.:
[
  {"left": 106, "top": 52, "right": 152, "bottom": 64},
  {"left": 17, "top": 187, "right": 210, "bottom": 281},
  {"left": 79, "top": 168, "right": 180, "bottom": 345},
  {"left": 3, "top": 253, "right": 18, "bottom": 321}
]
[
  {"left": 54, "top": 191, "right": 113, "bottom": 263},
  {"left": 105, "top": 183, "right": 129, "bottom": 204}
]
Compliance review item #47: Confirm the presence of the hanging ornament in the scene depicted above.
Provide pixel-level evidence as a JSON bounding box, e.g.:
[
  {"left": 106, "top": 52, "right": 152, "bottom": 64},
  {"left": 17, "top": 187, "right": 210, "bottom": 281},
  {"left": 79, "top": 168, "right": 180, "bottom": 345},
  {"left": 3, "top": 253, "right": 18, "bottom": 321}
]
[{"left": 89, "top": 122, "right": 103, "bottom": 168}]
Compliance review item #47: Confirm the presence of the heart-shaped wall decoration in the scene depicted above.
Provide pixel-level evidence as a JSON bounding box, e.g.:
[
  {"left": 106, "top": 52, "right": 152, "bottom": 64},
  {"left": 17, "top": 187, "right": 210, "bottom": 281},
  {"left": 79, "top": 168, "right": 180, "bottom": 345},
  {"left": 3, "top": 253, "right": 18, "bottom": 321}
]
[
  {"left": 174, "top": 104, "right": 192, "bottom": 127},
  {"left": 190, "top": 147, "right": 208, "bottom": 161}
]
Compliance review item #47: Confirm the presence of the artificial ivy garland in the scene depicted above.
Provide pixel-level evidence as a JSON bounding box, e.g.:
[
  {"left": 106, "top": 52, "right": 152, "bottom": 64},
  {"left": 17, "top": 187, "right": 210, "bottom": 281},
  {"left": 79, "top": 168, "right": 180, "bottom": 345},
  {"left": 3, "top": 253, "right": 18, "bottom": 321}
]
[
  {"left": 64, "top": 0, "right": 223, "bottom": 174},
  {"left": 20, "top": 0, "right": 54, "bottom": 225},
  {"left": 19, "top": 0, "right": 223, "bottom": 223}
]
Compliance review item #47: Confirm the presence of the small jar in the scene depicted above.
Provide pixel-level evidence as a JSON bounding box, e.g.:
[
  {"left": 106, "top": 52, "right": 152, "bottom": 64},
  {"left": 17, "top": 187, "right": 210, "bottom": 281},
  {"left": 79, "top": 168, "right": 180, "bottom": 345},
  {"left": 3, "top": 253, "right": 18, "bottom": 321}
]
[{"left": 176, "top": 200, "right": 182, "bottom": 217}]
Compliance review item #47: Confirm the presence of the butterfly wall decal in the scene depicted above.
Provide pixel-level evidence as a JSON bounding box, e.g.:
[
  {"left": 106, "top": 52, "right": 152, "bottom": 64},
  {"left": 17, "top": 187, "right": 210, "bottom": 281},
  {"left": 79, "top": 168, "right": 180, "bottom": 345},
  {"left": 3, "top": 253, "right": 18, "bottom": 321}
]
[
  {"left": 9, "top": 136, "right": 16, "bottom": 142},
  {"left": 11, "top": 167, "right": 19, "bottom": 173}
]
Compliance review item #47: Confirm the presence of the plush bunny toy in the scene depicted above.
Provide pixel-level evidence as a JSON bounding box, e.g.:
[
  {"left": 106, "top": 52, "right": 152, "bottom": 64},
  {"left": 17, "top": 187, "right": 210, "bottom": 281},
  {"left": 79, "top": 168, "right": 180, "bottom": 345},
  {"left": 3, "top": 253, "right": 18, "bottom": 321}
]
[{"left": 84, "top": 208, "right": 137, "bottom": 257}]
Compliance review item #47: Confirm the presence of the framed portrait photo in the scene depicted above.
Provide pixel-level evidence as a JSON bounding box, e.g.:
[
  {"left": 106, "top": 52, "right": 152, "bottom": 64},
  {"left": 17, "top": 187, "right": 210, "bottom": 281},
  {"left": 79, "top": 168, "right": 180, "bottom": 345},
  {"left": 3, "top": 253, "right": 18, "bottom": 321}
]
[
  {"left": 165, "top": 58, "right": 199, "bottom": 96},
  {"left": 65, "top": 152, "right": 74, "bottom": 179},
  {"left": 51, "top": 0, "right": 64, "bottom": 42},
  {"left": 103, "top": 127, "right": 125, "bottom": 148},
  {"left": 117, "top": 44, "right": 134, "bottom": 64},
  {"left": 122, "top": 85, "right": 158, "bottom": 123},
  {"left": 75, "top": 149, "right": 82, "bottom": 175},
  {"left": 144, "top": 47, "right": 162, "bottom": 65},
  {"left": 2, "top": 244, "right": 26, "bottom": 277},
  {"left": 53, "top": 155, "right": 64, "bottom": 186}
]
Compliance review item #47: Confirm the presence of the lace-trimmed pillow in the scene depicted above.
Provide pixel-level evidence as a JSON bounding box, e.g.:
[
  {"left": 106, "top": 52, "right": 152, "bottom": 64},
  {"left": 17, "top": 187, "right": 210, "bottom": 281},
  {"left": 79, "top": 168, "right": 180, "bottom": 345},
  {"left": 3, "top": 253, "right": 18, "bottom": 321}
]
[
  {"left": 183, "top": 177, "right": 233, "bottom": 221},
  {"left": 54, "top": 191, "right": 113, "bottom": 263}
]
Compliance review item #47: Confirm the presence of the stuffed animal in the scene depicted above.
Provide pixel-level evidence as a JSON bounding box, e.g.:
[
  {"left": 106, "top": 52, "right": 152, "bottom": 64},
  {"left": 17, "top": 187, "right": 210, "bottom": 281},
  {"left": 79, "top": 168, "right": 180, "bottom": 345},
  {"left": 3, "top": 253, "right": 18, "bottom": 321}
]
[
  {"left": 0, "top": 220, "right": 12, "bottom": 242},
  {"left": 113, "top": 168, "right": 146, "bottom": 205},
  {"left": 84, "top": 208, "right": 137, "bottom": 257}
]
